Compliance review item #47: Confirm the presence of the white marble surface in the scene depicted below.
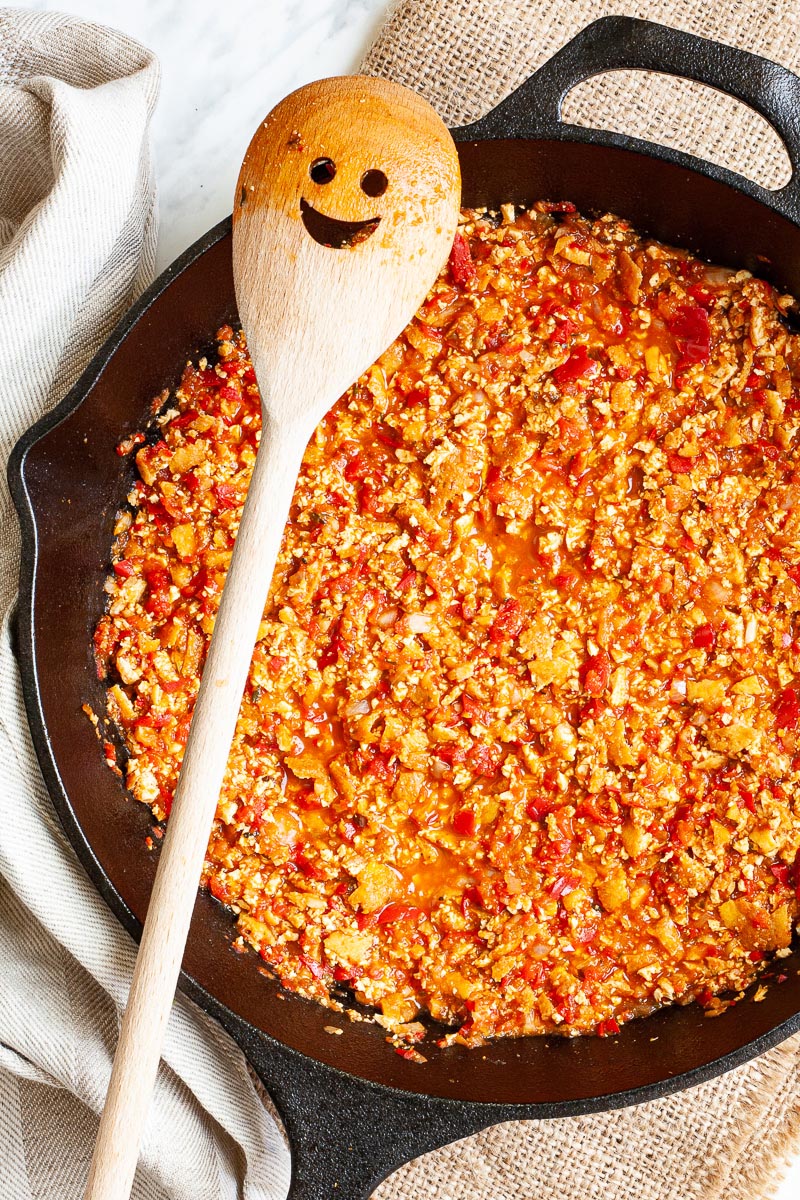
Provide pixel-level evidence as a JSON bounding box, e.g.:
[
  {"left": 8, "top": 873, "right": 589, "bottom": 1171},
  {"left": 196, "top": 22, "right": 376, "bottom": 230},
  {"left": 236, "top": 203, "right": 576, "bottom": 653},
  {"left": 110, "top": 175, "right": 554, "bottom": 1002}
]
[
  {"left": 18, "top": 2, "right": 800, "bottom": 1196},
  {"left": 26, "top": 0, "right": 393, "bottom": 270}
]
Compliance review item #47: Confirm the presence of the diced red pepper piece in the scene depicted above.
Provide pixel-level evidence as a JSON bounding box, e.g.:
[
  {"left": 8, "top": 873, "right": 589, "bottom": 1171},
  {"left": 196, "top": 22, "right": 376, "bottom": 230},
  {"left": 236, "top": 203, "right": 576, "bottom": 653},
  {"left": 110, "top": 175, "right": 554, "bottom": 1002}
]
[
  {"left": 299, "top": 953, "right": 328, "bottom": 982},
  {"left": 687, "top": 283, "right": 713, "bottom": 310},
  {"left": 579, "top": 648, "right": 611, "bottom": 695},
  {"left": 318, "top": 616, "right": 346, "bottom": 669},
  {"left": 144, "top": 567, "right": 169, "bottom": 591},
  {"left": 214, "top": 481, "right": 239, "bottom": 510},
  {"left": 692, "top": 623, "right": 716, "bottom": 650},
  {"left": 170, "top": 409, "right": 199, "bottom": 429},
  {"left": 550, "top": 318, "right": 577, "bottom": 346},
  {"left": 461, "top": 694, "right": 489, "bottom": 724},
  {"left": 366, "top": 750, "right": 397, "bottom": 784},
  {"left": 294, "top": 789, "right": 320, "bottom": 811},
  {"left": 136, "top": 711, "right": 173, "bottom": 729},
  {"left": 753, "top": 437, "right": 781, "bottom": 461},
  {"left": 180, "top": 564, "right": 208, "bottom": 600},
  {"left": 667, "top": 452, "right": 696, "bottom": 474},
  {"left": 770, "top": 862, "right": 791, "bottom": 886},
  {"left": 292, "top": 845, "right": 325, "bottom": 880},
  {"left": 341, "top": 819, "right": 358, "bottom": 843},
  {"left": 208, "top": 877, "right": 234, "bottom": 905},
  {"left": 666, "top": 303, "right": 710, "bottom": 370},
  {"left": 597, "top": 1017, "right": 620, "bottom": 1037},
  {"left": 93, "top": 618, "right": 120, "bottom": 669},
  {"left": 739, "top": 788, "right": 756, "bottom": 814},
  {"left": 436, "top": 744, "right": 466, "bottom": 768},
  {"left": 376, "top": 902, "right": 425, "bottom": 925},
  {"left": 113, "top": 560, "right": 135, "bottom": 579},
  {"left": 199, "top": 368, "right": 223, "bottom": 390},
  {"left": 549, "top": 874, "right": 576, "bottom": 899},
  {"left": 144, "top": 566, "right": 173, "bottom": 619},
  {"left": 484, "top": 321, "right": 509, "bottom": 352},
  {"left": 526, "top": 796, "right": 555, "bottom": 822},
  {"left": 373, "top": 422, "right": 401, "bottom": 449},
  {"left": 344, "top": 453, "right": 372, "bottom": 482},
  {"left": 416, "top": 319, "right": 443, "bottom": 342},
  {"left": 489, "top": 598, "right": 524, "bottom": 644},
  {"left": 358, "top": 482, "right": 380, "bottom": 515},
  {"left": 467, "top": 743, "right": 503, "bottom": 778},
  {"left": 775, "top": 686, "right": 800, "bottom": 730},
  {"left": 333, "top": 963, "right": 360, "bottom": 983},
  {"left": 448, "top": 231, "right": 476, "bottom": 288},
  {"left": 521, "top": 961, "right": 548, "bottom": 987},
  {"left": 578, "top": 698, "right": 604, "bottom": 725},
  {"left": 553, "top": 343, "right": 598, "bottom": 387},
  {"left": 553, "top": 570, "right": 580, "bottom": 593},
  {"left": 555, "top": 993, "right": 579, "bottom": 1023},
  {"left": 452, "top": 807, "right": 476, "bottom": 837}
]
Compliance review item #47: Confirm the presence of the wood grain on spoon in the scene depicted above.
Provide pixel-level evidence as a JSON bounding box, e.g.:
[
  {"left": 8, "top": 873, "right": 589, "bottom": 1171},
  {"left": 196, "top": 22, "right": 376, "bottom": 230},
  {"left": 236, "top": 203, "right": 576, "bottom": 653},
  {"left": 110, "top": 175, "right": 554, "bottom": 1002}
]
[{"left": 83, "top": 75, "right": 460, "bottom": 1200}]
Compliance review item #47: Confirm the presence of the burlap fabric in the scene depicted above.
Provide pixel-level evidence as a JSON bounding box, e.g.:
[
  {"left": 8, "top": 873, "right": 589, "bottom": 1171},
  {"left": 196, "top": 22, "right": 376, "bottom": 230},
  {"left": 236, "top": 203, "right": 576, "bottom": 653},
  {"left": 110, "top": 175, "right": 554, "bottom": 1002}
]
[{"left": 362, "top": 3, "right": 800, "bottom": 1198}]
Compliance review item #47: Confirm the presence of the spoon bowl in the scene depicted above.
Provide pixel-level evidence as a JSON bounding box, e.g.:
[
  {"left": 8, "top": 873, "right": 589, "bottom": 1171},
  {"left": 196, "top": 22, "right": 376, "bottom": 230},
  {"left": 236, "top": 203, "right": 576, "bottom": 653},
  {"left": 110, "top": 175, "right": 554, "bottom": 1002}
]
[{"left": 234, "top": 75, "right": 461, "bottom": 421}]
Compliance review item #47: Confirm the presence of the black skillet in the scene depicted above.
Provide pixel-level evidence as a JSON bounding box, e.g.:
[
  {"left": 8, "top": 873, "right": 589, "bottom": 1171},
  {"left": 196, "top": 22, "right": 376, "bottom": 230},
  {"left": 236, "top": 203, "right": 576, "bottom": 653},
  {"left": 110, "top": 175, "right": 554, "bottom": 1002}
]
[{"left": 10, "top": 16, "right": 800, "bottom": 1200}]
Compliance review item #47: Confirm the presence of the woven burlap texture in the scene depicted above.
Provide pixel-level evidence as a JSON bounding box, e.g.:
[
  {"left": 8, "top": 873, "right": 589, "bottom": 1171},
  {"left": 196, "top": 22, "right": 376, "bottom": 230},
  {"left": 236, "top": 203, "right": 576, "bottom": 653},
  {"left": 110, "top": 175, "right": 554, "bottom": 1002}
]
[{"left": 362, "top": 3, "right": 800, "bottom": 1199}]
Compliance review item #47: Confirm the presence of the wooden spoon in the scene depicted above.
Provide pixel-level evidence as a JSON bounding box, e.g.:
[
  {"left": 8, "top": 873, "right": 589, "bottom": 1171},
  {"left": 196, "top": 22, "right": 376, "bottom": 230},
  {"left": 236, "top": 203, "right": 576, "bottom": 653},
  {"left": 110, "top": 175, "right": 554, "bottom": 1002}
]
[{"left": 83, "top": 76, "right": 460, "bottom": 1200}]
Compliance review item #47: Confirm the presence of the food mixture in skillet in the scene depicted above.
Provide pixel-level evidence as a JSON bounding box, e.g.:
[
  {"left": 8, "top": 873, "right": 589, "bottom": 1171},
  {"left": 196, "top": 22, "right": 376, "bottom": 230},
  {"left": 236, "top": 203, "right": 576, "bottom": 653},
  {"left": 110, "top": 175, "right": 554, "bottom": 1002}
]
[{"left": 96, "top": 202, "right": 800, "bottom": 1047}]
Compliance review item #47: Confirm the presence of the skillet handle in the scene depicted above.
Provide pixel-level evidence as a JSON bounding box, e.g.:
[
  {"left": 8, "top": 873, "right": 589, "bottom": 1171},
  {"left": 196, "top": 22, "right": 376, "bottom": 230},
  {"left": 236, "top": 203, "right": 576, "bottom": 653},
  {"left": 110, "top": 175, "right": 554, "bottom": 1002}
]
[
  {"left": 213, "top": 1008, "right": 496, "bottom": 1200},
  {"left": 456, "top": 14, "right": 800, "bottom": 222}
]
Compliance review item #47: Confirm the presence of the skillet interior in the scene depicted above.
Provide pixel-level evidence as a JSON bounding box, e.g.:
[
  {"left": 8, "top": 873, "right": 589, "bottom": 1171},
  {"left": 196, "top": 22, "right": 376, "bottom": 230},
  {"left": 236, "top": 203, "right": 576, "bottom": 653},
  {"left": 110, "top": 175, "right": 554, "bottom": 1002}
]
[{"left": 14, "top": 137, "right": 800, "bottom": 1109}]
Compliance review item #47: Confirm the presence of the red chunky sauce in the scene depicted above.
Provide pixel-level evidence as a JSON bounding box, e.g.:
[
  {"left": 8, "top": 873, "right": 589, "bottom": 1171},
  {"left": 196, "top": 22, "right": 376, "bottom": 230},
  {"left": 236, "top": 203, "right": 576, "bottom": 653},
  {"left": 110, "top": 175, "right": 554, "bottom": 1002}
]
[{"left": 97, "top": 202, "right": 800, "bottom": 1048}]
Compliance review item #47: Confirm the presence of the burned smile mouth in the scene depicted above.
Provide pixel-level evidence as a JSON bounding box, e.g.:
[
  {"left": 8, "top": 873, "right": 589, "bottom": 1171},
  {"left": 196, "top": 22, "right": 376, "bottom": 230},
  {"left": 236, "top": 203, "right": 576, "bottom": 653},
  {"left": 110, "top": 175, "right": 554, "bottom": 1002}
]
[{"left": 300, "top": 197, "right": 381, "bottom": 248}]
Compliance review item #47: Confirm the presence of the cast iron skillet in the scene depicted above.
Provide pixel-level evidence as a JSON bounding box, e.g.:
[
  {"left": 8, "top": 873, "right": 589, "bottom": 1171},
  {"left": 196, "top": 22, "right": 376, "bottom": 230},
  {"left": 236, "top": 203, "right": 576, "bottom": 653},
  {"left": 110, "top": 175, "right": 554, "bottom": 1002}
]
[{"left": 10, "top": 16, "right": 800, "bottom": 1199}]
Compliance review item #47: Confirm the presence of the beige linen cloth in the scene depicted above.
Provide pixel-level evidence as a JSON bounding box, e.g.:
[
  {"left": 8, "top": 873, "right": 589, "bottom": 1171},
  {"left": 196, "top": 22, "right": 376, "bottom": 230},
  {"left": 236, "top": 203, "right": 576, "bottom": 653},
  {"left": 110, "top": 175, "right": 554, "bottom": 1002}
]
[
  {"left": 0, "top": 10, "right": 288, "bottom": 1199},
  {"left": 3, "top": 3, "right": 800, "bottom": 1200}
]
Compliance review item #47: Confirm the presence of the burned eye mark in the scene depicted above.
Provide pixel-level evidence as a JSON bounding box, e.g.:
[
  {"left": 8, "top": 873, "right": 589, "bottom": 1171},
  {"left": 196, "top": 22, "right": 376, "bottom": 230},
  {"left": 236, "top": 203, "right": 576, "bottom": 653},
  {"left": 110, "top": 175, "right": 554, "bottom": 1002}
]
[
  {"left": 310, "top": 158, "right": 337, "bottom": 184},
  {"left": 360, "top": 169, "right": 388, "bottom": 197}
]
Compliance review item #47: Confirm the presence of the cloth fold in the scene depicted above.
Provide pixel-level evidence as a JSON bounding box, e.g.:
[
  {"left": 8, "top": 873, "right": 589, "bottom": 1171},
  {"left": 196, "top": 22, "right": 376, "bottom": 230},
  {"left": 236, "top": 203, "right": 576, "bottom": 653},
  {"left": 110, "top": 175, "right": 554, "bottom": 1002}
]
[{"left": 0, "top": 10, "right": 288, "bottom": 1199}]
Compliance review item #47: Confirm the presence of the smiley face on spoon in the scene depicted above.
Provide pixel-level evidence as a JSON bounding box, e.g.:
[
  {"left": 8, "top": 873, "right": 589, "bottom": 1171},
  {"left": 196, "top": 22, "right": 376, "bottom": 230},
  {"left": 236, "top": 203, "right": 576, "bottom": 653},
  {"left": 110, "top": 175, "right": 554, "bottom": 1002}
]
[
  {"left": 233, "top": 75, "right": 461, "bottom": 415},
  {"left": 300, "top": 156, "right": 386, "bottom": 248},
  {"left": 235, "top": 75, "right": 459, "bottom": 275}
]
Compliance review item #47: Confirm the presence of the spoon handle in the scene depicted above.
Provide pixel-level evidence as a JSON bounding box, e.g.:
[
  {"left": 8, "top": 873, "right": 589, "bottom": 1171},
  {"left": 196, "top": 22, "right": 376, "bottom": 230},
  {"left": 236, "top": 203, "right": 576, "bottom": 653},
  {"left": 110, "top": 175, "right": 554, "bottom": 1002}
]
[{"left": 83, "top": 424, "right": 303, "bottom": 1200}]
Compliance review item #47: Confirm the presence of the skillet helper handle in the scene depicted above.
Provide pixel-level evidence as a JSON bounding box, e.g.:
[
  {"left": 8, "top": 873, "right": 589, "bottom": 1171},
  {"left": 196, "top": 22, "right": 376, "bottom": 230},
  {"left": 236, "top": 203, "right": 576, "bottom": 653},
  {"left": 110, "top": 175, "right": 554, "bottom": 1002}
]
[
  {"left": 83, "top": 431, "right": 302, "bottom": 1200},
  {"left": 460, "top": 14, "right": 800, "bottom": 220},
  {"left": 232, "top": 1028, "right": 494, "bottom": 1200}
]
